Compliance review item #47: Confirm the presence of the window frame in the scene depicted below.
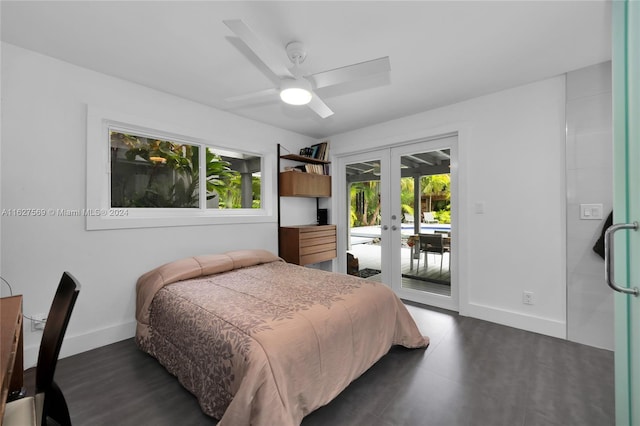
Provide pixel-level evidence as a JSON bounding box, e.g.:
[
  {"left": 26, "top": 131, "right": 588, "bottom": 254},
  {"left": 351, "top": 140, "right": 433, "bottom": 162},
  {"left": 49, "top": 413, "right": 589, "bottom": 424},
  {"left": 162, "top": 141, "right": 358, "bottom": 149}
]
[{"left": 86, "top": 106, "right": 275, "bottom": 230}]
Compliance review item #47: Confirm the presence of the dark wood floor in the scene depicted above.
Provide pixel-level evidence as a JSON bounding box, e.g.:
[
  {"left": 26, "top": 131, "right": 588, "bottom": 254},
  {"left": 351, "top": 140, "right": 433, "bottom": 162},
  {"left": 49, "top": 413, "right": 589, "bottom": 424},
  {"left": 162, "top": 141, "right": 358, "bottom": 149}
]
[{"left": 28, "top": 303, "right": 614, "bottom": 426}]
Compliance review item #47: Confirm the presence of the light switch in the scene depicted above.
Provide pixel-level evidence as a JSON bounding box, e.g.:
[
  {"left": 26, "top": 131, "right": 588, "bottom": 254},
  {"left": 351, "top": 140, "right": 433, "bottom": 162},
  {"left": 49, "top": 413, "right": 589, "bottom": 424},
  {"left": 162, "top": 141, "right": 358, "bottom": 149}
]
[{"left": 580, "top": 203, "right": 604, "bottom": 220}]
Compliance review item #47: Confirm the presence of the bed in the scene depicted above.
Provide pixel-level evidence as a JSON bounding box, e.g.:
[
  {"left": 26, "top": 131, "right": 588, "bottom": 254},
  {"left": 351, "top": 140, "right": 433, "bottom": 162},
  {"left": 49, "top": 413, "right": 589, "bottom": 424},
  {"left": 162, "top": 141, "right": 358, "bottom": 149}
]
[{"left": 135, "top": 249, "right": 429, "bottom": 426}]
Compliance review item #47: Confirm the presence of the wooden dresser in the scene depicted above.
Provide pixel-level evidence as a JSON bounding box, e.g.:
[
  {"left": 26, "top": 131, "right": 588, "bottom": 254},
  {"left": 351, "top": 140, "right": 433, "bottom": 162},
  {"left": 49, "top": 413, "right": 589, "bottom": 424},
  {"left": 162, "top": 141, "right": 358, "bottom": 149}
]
[{"left": 279, "top": 225, "right": 337, "bottom": 266}]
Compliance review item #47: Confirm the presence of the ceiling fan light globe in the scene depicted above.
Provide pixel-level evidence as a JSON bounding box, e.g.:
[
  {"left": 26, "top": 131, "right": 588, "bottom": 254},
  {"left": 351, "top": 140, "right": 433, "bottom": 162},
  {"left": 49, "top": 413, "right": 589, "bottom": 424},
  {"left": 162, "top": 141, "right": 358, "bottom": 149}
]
[{"left": 280, "top": 87, "right": 312, "bottom": 105}]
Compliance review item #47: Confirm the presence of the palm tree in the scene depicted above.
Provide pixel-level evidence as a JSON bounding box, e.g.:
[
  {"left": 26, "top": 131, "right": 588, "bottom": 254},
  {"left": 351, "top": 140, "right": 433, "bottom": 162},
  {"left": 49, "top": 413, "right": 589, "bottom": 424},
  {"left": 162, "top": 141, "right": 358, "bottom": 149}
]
[
  {"left": 350, "top": 180, "right": 381, "bottom": 226},
  {"left": 421, "top": 174, "right": 450, "bottom": 212},
  {"left": 400, "top": 177, "right": 415, "bottom": 220}
]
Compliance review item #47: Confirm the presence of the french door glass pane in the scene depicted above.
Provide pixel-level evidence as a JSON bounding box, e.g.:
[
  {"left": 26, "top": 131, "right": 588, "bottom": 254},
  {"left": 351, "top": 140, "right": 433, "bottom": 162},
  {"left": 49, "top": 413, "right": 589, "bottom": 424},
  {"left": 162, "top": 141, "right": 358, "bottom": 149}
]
[
  {"left": 346, "top": 160, "right": 382, "bottom": 282},
  {"left": 399, "top": 150, "right": 451, "bottom": 297}
]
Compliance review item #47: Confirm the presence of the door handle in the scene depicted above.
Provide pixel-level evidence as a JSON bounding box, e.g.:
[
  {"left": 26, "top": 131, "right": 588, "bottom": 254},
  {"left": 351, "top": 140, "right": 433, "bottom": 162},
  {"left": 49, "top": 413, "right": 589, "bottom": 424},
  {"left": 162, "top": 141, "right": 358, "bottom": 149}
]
[
  {"left": 391, "top": 225, "right": 398, "bottom": 231},
  {"left": 604, "top": 221, "right": 639, "bottom": 296},
  {"left": 382, "top": 225, "right": 389, "bottom": 231}
]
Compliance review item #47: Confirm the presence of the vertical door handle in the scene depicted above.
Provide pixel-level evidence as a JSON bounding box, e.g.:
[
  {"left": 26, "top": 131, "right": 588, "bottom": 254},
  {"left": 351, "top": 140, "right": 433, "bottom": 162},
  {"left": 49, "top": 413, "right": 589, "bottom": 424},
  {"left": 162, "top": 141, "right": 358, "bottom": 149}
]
[{"left": 604, "top": 221, "right": 639, "bottom": 296}]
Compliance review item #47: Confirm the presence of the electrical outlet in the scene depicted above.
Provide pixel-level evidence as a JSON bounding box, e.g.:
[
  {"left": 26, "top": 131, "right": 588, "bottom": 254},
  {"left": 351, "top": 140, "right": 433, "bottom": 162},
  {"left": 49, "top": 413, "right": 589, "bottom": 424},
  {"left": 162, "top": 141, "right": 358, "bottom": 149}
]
[
  {"left": 30, "top": 313, "right": 47, "bottom": 332},
  {"left": 523, "top": 291, "right": 534, "bottom": 305}
]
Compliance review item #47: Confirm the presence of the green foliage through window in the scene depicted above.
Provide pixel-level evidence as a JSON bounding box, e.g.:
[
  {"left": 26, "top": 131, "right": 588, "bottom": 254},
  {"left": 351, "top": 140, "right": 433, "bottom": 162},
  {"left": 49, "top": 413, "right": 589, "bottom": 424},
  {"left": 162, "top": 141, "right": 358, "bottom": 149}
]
[
  {"left": 349, "top": 173, "right": 450, "bottom": 227},
  {"left": 110, "top": 131, "right": 261, "bottom": 209}
]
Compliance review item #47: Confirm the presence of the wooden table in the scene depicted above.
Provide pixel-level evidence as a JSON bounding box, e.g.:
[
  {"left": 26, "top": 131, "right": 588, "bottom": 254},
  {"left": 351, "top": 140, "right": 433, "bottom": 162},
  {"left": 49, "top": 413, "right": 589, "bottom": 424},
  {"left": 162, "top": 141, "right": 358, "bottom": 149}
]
[{"left": 1, "top": 295, "right": 24, "bottom": 420}]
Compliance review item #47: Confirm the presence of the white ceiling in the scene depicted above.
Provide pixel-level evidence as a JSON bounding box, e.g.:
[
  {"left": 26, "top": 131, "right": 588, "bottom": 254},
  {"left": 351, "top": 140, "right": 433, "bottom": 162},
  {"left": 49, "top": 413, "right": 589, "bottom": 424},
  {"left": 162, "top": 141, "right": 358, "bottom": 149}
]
[{"left": 1, "top": 1, "right": 611, "bottom": 139}]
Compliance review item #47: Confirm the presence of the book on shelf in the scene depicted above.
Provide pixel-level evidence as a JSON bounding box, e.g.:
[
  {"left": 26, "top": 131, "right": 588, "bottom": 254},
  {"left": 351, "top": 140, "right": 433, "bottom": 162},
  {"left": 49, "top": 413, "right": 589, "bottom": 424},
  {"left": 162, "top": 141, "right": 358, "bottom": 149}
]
[
  {"left": 298, "top": 141, "right": 330, "bottom": 162},
  {"left": 304, "top": 164, "right": 326, "bottom": 175},
  {"left": 310, "top": 141, "right": 329, "bottom": 161},
  {"left": 283, "top": 165, "right": 329, "bottom": 175}
]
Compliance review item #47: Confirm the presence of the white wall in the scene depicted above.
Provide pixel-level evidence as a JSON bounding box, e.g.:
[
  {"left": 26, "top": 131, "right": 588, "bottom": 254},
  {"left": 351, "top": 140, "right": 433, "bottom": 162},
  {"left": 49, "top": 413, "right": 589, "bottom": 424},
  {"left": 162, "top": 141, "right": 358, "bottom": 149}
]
[
  {"left": 329, "top": 76, "right": 568, "bottom": 338},
  {"left": 566, "top": 62, "right": 613, "bottom": 350},
  {"left": 1, "top": 43, "right": 315, "bottom": 366},
  {"left": 0, "top": 15, "right": 3, "bottom": 297},
  {"left": 3, "top": 40, "right": 606, "bottom": 363}
]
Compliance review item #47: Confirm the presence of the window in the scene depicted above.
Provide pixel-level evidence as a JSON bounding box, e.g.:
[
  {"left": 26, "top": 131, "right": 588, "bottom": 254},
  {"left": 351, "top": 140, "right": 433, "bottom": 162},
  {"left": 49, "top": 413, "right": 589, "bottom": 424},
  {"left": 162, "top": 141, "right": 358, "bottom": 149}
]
[
  {"left": 109, "top": 131, "right": 261, "bottom": 210},
  {"left": 204, "top": 147, "right": 262, "bottom": 210},
  {"left": 110, "top": 132, "right": 201, "bottom": 208},
  {"left": 86, "top": 107, "right": 273, "bottom": 230}
]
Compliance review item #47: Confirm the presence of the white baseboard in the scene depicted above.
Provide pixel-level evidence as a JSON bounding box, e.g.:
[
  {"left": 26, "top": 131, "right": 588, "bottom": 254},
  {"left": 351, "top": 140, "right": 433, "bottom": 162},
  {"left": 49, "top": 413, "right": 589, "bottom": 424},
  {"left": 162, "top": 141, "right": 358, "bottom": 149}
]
[
  {"left": 23, "top": 320, "right": 137, "bottom": 368},
  {"left": 464, "top": 302, "right": 566, "bottom": 339},
  {"left": 21, "top": 304, "right": 566, "bottom": 368}
]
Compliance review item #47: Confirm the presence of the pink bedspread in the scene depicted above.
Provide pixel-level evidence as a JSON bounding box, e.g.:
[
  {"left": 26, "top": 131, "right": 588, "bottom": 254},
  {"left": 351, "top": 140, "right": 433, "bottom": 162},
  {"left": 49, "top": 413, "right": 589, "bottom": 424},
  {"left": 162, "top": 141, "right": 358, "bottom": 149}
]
[{"left": 136, "top": 249, "right": 428, "bottom": 425}]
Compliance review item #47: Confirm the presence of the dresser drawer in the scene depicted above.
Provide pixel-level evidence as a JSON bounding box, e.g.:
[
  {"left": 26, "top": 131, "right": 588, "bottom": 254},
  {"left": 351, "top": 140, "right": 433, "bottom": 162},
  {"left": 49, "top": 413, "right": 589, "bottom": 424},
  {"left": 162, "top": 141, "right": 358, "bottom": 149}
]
[
  {"left": 279, "top": 225, "right": 337, "bottom": 265},
  {"left": 300, "top": 249, "right": 337, "bottom": 266}
]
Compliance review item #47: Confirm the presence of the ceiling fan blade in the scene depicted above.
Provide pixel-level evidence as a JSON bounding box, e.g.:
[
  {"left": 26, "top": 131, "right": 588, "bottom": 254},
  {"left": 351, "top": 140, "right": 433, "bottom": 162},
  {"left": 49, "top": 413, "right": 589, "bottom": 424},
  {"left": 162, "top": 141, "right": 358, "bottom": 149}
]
[
  {"left": 224, "top": 88, "right": 279, "bottom": 103},
  {"left": 307, "top": 93, "right": 334, "bottom": 119},
  {"left": 309, "top": 56, "right": 391, "bottom": 90},
  {"left": 223, "top": 19, "right": 293, "bottom": 79}
]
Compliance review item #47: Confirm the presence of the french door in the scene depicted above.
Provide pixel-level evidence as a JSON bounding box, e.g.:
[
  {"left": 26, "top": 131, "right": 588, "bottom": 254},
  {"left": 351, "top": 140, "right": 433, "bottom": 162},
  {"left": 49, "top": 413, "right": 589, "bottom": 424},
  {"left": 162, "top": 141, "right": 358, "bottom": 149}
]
[
  {"left": 337, "top": 135, "right": 458, "bottom": 311},
  {"left": 612, "top": 2, "right": 640, "bottom": 423}
]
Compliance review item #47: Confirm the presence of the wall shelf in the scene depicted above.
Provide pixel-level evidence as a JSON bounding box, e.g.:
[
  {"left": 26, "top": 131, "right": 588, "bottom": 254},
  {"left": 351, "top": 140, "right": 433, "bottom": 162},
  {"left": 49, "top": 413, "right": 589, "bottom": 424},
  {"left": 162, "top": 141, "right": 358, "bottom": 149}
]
[
  {"left": 280, "top": 153, "right": 330, "bottom": 165},
  {"left": 277, "top": 144, "right": 335, "bottom": 265}
]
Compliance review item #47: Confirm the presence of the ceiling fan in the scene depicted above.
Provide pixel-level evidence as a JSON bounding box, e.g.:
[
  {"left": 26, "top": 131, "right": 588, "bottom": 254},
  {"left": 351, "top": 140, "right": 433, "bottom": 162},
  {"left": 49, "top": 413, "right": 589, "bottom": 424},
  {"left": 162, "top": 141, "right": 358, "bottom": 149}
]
[
  {"left": 362, "top": 162, "right": 381, "bottom": 176},
  {"left": 223, "top": 19, "right": 391, "bottom": 119}
]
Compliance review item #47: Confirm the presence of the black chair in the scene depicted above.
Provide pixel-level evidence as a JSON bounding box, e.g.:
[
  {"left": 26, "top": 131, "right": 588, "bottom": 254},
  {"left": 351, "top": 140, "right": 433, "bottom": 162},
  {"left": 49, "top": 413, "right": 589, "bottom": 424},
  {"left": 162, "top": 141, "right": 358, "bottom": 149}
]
[
  {"left": 417, "top": 234, "right": 447, "bottom": 272},
  {"left": 3, "top": 272, "right": 80, "bottom": 426}
]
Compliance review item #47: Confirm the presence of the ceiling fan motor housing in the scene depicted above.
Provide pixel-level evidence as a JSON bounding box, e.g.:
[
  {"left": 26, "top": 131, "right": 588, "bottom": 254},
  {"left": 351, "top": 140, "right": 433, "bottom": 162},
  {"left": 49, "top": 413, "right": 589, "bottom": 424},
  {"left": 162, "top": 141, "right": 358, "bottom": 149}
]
[{"left": 286, "top": 41, "right": 307, "bottom": 64}]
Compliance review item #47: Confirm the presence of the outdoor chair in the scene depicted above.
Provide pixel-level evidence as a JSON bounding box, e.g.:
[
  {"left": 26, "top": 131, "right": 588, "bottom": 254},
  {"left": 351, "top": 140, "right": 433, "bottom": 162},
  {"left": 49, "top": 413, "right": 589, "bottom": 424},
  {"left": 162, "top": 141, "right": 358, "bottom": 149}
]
[
  {"left": 417, "top": 233, "right": 448, "bottom": 272},
  {"left": 422, "top": 212, "right": 438, "bottom": 223}
]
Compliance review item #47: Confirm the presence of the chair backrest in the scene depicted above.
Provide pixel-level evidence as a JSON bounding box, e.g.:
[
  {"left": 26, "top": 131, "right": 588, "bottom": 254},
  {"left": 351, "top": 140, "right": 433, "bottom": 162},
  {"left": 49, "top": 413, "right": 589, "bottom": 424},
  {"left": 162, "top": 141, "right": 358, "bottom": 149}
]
[
  {"left": 404, "top": 212, "right": 414, "bottom": 223},
  {"left": 419, "top": 233, "right": 444, "bottom": 252},
  {"left": 35, "top": 272, "right": 80, "bottom": 393},
  {"left": 423, "top": 212, "right": 436, "bottom": 222}
]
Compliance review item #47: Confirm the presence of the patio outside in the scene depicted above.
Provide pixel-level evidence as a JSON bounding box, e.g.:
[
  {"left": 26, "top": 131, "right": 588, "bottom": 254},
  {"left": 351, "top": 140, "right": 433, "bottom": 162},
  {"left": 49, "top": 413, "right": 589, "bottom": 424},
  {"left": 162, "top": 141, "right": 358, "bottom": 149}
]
[{"left": 347, "top": 164, "right": 452, "bottom": 297}]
